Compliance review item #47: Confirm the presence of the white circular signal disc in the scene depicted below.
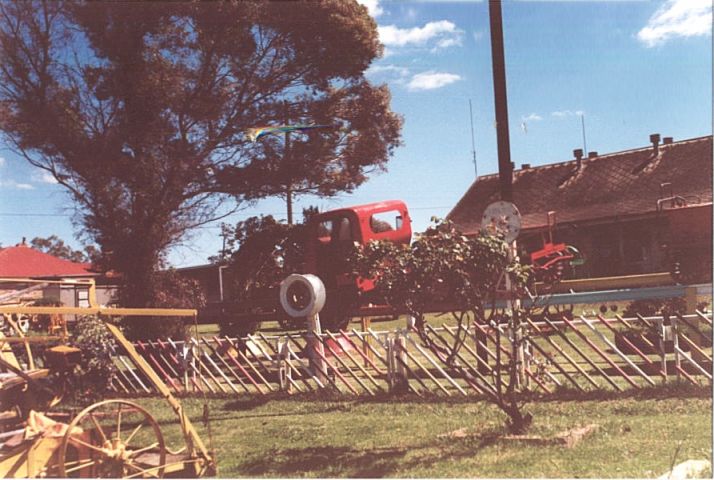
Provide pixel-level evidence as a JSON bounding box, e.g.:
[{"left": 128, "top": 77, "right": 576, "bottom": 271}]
[{"left": 480, "top": 201, "right": 522, "bottom": 243}]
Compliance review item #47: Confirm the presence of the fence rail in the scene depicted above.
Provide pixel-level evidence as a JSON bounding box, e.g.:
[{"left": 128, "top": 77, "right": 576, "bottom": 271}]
[{"left": 106, "top": 312, "right": 712, "bottom": 397}]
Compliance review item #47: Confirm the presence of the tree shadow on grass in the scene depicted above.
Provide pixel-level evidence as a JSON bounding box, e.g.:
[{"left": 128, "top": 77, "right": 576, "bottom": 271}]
[
  {"left": 538, "top": 382, "right": 711, "bottom": 403},
  {"left": 218, "top": 396, "right": 357, "bottom": 422},
  {"left": 240, "top": 446, "right": 407, "bottom": 477},
  {"left": 238, "top": 431, "right": 503, "bottom": 477},
  {"left": 222, "top": 396, "right": 271, "bottom": 411}
]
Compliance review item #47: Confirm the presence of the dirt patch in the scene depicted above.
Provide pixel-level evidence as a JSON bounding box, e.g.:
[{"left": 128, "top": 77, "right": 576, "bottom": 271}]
[{"left": 504, "top": 424, "right": 599, "bottom": 448}]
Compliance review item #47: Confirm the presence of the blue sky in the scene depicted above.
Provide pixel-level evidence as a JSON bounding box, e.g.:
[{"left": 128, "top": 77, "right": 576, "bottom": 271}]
[{"left": 0, "top": 0, "right": 711, "bottom": 267}]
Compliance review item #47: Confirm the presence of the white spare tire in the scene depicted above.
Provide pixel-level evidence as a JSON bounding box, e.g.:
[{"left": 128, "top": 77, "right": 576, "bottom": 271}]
[{"left": 279, "top": 274, "right": 326, "bottom": 318}]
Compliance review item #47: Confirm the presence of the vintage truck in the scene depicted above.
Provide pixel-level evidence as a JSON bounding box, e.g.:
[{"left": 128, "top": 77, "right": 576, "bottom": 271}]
[{"left": 204, "top": 200, "right": 412, "bottom": 335}]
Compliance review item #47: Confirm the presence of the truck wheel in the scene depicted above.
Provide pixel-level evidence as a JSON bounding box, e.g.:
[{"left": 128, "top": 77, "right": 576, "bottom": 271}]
[
  {"left": 318, "top": 289, "right": 355, "bottom": 331},
  {"left": 319, "top": 311, "right": 351, "bottom": 332}
]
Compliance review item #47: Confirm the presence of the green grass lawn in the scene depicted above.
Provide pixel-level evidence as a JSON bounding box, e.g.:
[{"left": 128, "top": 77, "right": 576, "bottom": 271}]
[{"left": 128, "top": 384, "right": 711, "bottom": 478}]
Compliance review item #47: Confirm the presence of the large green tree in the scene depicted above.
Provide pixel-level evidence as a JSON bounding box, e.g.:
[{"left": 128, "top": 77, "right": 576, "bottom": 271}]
[{"left": 0, "top": 1, "right": 402, "bottom": 320}]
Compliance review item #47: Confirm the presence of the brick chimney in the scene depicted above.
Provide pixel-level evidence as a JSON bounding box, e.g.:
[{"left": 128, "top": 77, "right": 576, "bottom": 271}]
[
  {"left": 650, "top": 133, "right": 660, "bottom": 155},
  {"left": 573, "top": 148, "right": 583, "bottom": 168}
]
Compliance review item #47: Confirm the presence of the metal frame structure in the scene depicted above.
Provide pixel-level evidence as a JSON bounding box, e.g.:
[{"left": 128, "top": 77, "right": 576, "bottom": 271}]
[{"left": 0, "top": 278, "right": 216, "bottom": 478}]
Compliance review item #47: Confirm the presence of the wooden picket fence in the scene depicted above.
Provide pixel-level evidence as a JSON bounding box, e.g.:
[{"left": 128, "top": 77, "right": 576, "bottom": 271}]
[{"left": 108, "top": 311, "right": 713, "bottom": 397}]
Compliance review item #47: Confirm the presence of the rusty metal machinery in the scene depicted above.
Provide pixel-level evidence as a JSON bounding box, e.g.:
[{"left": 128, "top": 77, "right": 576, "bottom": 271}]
[{"left": 0, "top": 278, "right": 217, "bottom": 478}]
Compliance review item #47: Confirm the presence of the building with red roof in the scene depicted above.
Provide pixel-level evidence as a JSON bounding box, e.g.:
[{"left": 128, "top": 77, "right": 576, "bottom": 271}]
[
  {"left": 447, "top": 134, "right": 712, "bottom": 281},
  {"left": 0, "top": 242, "right": 97, "bottom": 279},
  {"left": 0, "top": 240, "right": 116, "bottom": 308}
]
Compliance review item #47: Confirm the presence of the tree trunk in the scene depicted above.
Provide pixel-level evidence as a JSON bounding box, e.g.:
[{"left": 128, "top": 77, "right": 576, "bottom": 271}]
[
  {"left": 115, "top": 239, "right": 186, "bottom": 340},
  {"left": 503, "top": 403, "right": 533, "bottom": 434}
]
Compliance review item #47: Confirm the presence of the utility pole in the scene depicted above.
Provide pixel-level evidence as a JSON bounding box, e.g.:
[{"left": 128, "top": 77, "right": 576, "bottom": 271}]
[
  {"left": 284, "top": 101, "right": 293, "bottom": 225},
  {"left": 489, "top": 0, "right": 513, "bottom": 202},
  {"left": 489, "top": 0, "right": 525, "bottom": 387}
]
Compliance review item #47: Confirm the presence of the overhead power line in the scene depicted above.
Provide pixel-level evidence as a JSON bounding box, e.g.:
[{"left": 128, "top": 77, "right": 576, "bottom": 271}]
[{"left": 0, "top": 212, "right": 71, "bottom": 217}]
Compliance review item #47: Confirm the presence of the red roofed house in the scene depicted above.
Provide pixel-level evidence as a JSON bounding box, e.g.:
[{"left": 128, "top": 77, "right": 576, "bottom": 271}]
[
  {"left": 447, "top": 134, "right": 713, "bottom": 282},
  {"left": 0, "top": 240, "right": 116, "bottom": 307}
]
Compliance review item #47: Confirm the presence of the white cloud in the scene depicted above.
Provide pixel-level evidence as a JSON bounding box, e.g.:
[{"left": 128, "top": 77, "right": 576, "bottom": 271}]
[
  {"left": 0, "top": 179, "right": 34, "bottom": 190},
  {"left": 472, "top": 30, "right": 485, "bottom": 42},
  {"left": 406, "top": 71, "right": 461, "bottom": 91},
  {"left": 552, "top": 110, "right": 584, "bottom": 118},
  {"left": 522, "top": 113, "right": 543, "bottom": 122},
  {"left": 366, "top": 64, "right": 410, "bottom": 78},
  {"left": 365, "top": 64, "right": 411, "bottom": 84},
  {"left": 435, "top": 37, "right": 460, "bottom": 49},
  {"left": 637, "top": 0, "right": 712, "bottom": 47},
  {"left": 0, "top": 157, "right": 5, "bottom": 167},
  {"left": 356, "top": 0, "right": 384, "bottom": 18},
  {"left": 378, "top": 20, "right": 464, "bottom": 51}
]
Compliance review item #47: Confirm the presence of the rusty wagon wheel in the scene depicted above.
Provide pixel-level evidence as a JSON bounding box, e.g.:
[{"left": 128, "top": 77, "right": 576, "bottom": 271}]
[{"left": 58, "top": 399, "right": 166, "bottom": 478}]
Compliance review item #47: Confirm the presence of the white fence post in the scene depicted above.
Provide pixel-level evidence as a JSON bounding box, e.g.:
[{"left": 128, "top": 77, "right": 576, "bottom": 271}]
[
  {"left": 395, "top": 334, "right": 408, "bottom": 391},
  {"left": 657, "top": 318, "right": 668, "bottom": 381},
  {"left": 307, "top": 314, "right": 328, "bottom": 383},
  {"left": 277, "top": 337, "right": 292, "bottom": 393},
  {"left": 672, "top": 316, "right": 681, "bottom": 382},
  {"left": 386, "top": 337, "right": 394, "bottom": 391}
]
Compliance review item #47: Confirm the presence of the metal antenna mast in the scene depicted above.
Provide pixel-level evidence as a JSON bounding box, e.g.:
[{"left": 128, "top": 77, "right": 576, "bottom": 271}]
[
  {"left": 580, "top": 113, "right": 587, "bottom": 154},
  {"left": 469, "top": 99, "right": 478, "bottom": 178}
]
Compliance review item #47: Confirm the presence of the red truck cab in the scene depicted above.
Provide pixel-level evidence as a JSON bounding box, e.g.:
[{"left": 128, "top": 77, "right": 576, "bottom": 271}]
[{"left": 303, "top": 200, "right": 411, "bottom": 328}]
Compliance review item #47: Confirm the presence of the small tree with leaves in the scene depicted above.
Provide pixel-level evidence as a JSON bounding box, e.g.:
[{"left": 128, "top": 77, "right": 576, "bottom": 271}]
[
  {"left": 30, "top": 235, "right": 99, "bottom": 264},
  {"left": 214, "top": 209, "right": 318, "bottom": 335},
  {"left": 350, "top": 219, "right": 535, "bottom": 433}
]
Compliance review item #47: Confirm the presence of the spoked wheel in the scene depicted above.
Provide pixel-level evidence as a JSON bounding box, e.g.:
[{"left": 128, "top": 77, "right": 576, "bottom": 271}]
[{"left": 58, "top": 399, "right": 166, "bottom": 478}]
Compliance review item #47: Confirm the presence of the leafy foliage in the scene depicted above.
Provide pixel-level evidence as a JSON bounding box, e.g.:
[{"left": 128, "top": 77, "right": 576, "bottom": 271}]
[
  {"left": 29, "top": 235, "right": 99, "bottom": 264},
  {"left": 350, "top": 218, "right": 530, "bottom": 320},
  {"left": 0, "top": 1, "right": 402, "bottom": 313},
  {"left": 217, "top": 213, "right": 310, "bottom": 335},
  {"left": 67, "top": 316, "right": 118, "bottom": 403},
  {"left": 350, "top": 219, "right": 534, "bottom": 433},
  {"left": 225, "top": 216, "right": 307, "bottom": 297},
  {"left": 622, "top": 297, "right": 687, "bottom": 319}
]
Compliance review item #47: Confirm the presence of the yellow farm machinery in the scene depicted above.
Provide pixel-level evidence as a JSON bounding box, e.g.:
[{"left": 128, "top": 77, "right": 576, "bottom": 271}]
[{"left": 0, "top": 278, "right": 216, "bottom": 478}]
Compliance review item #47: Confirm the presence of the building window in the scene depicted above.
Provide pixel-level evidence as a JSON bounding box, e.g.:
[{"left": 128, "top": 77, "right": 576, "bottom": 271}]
[
  {"left": 622, "top": 224, "right": 651, "bottom": 273},
  {"left": 76, "top": 288, "right": 90, "bottom": 308}
]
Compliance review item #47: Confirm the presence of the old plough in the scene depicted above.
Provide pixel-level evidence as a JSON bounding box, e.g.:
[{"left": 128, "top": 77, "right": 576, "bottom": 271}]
[{"left": 0, "top": 278, "right": 216, "bottom": 478}]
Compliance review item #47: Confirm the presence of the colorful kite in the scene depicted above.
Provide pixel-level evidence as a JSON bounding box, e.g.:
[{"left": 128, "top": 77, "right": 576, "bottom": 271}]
[{"left": 246, "top": 124, "right": 331, "bottom": 142}]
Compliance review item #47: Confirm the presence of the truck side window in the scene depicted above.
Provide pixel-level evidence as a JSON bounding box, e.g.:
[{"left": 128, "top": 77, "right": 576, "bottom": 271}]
[
  {"left": 317, "top": 221, "right": 331, "bottom": 242},
  {"left": 370, "top": 211, "right": 399, "bottom": 234}
]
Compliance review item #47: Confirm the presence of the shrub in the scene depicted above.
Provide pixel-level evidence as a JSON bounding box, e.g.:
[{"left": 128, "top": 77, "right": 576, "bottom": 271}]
[
  {"left": 622, "top": 297, "right": 686, "bottom": 319},
  {"left": 67, "top": 316, "right": 118, "bottom": 403},
  {"left": 349, "top": 218, "right": 534, "bottom": 433}
]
